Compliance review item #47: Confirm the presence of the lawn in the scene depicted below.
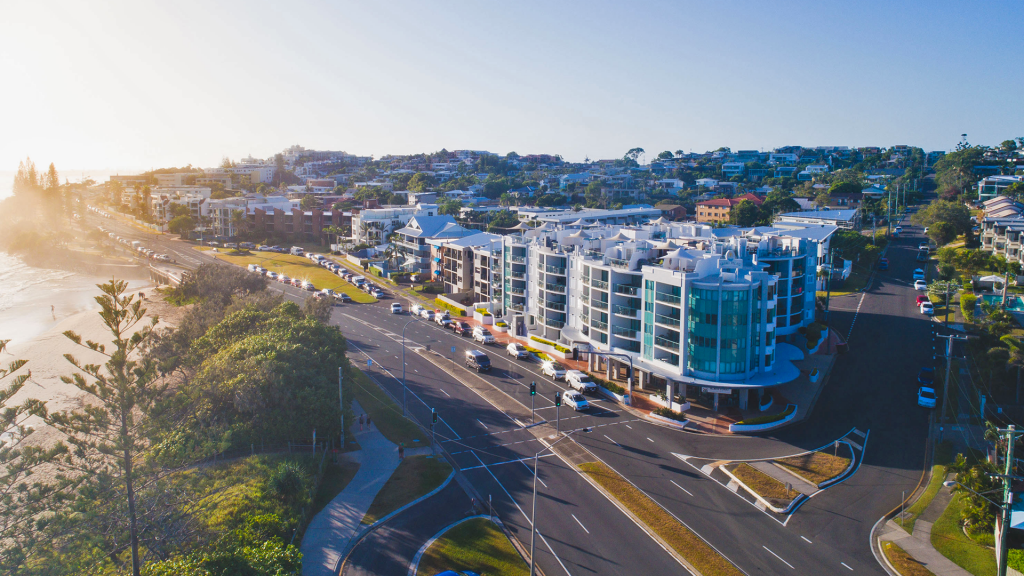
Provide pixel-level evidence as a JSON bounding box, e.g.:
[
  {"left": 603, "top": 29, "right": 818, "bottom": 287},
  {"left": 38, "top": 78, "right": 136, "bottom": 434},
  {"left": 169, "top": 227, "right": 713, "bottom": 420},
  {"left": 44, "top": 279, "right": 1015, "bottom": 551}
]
[
  {"left": 931, "top": 493, "right": 996, "bottom": 576},
  {"left": 882, "top": 542, "right": 936, "bottom": 576},
  {"left": 197, "top": 248, "right": 376, "bottom": 303},
  {"left": 730, "top": 463, "right": 798, "bottom": 504},
  {"left": 897, "top": 464, "right": 947, "bottom": 533},
  {"left": 362, "top": 455, "right": 451, "bottom": 525},
  {"left": 775, "top": 447, "right": 851, "bottom": 485},
  {"left": 818, "top": 270, "right": 871, "bottom": 298},
  {"left": 348, "top": 367, "right": 428, "bottom": 450},
  {"left": 580, "top": 461, "right": 743, "bottom": 576},
  {"left": 415, "top": 517, "right": 529, "bottom": 576},
  {"left": 308, "top": 461, "right": 361, "bottom": 522}
]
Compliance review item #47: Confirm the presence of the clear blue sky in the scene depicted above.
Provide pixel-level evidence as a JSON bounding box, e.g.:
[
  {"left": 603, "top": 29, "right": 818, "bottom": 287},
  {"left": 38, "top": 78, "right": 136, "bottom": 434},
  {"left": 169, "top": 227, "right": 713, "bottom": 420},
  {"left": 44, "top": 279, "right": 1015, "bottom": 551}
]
[{"left": 1, "top": 0, "right": 1021, "bottom": 172}]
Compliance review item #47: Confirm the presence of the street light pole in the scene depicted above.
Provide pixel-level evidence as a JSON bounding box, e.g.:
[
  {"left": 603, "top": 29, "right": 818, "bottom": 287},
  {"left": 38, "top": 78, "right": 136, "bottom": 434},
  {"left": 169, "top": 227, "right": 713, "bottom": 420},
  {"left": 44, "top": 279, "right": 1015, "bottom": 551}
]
[
  {"left": 530, "top": 427, "right": 591, "bottom": 576},
  {"left": 401, "top": 318, "right": 416, "bottom": 417}
]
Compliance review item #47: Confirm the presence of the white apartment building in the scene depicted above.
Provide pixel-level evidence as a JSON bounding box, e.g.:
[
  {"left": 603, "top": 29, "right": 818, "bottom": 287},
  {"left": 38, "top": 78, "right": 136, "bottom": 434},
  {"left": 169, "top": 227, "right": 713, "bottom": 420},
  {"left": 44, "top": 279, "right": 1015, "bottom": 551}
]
[{"left": 351, "top": 204, "right": 437, "bottom": 245}]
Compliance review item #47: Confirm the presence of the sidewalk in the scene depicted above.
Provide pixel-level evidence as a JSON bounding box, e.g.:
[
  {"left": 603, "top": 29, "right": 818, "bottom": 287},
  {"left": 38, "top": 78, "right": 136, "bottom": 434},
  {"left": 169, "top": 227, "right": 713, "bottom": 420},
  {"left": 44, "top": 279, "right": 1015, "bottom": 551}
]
[
  {"left": 878, "top": 473, "right": 972, "bottom": 576},
  {"left": 300, "top": 400, "right": 430, "bottom": 576}
]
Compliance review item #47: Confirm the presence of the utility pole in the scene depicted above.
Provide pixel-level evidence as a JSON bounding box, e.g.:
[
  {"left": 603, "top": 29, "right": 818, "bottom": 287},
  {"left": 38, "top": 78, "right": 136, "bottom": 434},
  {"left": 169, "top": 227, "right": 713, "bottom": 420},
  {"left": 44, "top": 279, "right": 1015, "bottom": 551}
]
[
  {"left": 825, "top": 248, "right": 837, "bottom": 325},
  {"left": 997, "top": 425, "right": 1021, "bottom": 576},
  {"left": 936, "top": 333, "right": 969, "bottom": 427},
  {"left": 338, "top": 367, "right": 344, "bottom": 447}
]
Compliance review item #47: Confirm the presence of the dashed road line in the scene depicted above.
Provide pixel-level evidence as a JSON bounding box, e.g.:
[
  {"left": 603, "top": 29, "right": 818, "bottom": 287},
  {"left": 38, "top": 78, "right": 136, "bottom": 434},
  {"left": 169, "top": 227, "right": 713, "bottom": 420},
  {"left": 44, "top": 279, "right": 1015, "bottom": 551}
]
[
  {"left": 847, "top": 290, "right": 867, "bottom": 341},
  {"left": 670, "top": 480, "right": 693, "bottom": 496},
  {"left": 477, "top": 419, "right": 488, "bottom": 429},
  {"left": 841, "top": 561, "right": 853, "bottom": 570},
  {"left": 801, "top": 536, "right": 812, "bottom": 544},
  {"left": 571, "top": 514, "right": 590, "bottom": 534},
  {"left": 763, "top": 546, "right": 794, "bottom": 569},
  {"left": 440, "top": 388, "right": 451, "bottom": 397},
  {"left": 604, "top": 434, "right": 621, "bottom": 448}
]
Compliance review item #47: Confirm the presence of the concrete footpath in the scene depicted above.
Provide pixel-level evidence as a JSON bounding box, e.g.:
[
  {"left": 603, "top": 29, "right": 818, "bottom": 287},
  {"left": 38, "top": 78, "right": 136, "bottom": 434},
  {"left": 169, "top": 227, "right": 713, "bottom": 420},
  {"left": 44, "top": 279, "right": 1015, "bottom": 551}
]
[
  {"left": 877, "top": 473, "right": 972, "bottom": 576},
  {"left": 300, "top": 400, "right": 430, "bottom": 576}
]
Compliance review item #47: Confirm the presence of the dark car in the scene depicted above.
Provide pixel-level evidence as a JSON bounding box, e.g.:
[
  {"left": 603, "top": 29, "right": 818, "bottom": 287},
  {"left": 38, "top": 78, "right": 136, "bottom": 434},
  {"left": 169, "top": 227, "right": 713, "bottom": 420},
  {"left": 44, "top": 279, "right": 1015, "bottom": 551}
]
[
  {"left": 878, "top": 258, "right": 888, "bottom": 270},
  {"left": 451, "top": 321, "right": 471, "bottom": 336},
  {"left": 918, "top": 367, "right": 934, "bottom": 385}
]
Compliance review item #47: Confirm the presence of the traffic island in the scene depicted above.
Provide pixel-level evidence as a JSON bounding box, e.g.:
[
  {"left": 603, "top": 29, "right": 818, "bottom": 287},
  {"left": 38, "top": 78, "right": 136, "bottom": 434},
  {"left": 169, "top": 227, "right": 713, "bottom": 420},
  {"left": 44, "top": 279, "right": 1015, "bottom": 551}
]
[
  {"left": 775, "top": 444, "right": 853, "bottom": 487},
  {"left": 579, "top": 461, "right": 744, "bottom": 576},
  {"left": 722, "top": 463, "right": 805, "bottom": 514}
]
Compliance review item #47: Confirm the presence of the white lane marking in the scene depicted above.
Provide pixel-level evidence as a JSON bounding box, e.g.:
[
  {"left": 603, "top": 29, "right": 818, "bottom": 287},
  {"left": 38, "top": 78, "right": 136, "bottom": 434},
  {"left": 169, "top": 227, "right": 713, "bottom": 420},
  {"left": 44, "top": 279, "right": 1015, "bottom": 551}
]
[
  {"left": 461, "top": 453, "right": 555, "bottom": 471},
  {"left": 519, "top": 459, "right": 548, "bottom": 488},
  {"left": 477, "top": 419, "right": 488, "bottom": 429},
  {"left": 647, "top": 437, "right": 654, "bottom": 442},
  {"left": 763, "top": 546, "right": 794, "bottom": 569},
  {"left": 571, "top": 513, "right": 590, "bottom": 534},
  {"left": 603, "top": 434, "right": 621, "bottom": 448},
  {"left": 625, "top": 424, "right": 632, "bottom": 429},
  {"left": 538, "top": 531, "right": 572, "bottom": 576},
  {"left": 847, "top": 439, "right": 863, "bottom": 451},
  {"left": 801, "top": 536, "right": 812, "bottom": 544},
  {"left": 670, "top": 480, "right": 693, "bottom": 496},
  {"left": 847, "top": 290, "right": 867, "bottom": 341},
  {"left": 841, "top": 561, "right": 853, "bottom": 570},
  {"left": 440, "top": 389, "right": 451, "bottom": 397},
  {"left": 469, "top": 452, "right": 532, "bottom": 522}
]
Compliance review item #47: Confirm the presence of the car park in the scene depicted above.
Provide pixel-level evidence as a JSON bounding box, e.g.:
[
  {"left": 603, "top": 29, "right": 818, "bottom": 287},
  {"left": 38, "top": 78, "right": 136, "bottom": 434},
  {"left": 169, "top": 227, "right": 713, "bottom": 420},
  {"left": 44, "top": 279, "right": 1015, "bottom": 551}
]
[
  {"left": 390, "top": 303, "right": 403, "bottom": 314},
  {"left": 541, "top": 361, "right": 567, "bottom": 380},
  {"left": 506, "top": 342, "right": 529, "bottom": 359},
  {"left": 473, "top": 327, "right": 495, "bottom": 344},
  {"left": 917, "top": 387, "right": 937, "bottom": 408},
  {"left": 451, "top": 321, "right": 471, "bottom": 336},
  {"left": 920, "top": 301, "right": 934, "bottom": 315},
  {"left": 465, "top": 350, "right": 491, "bottom": 372},
  {"left": 566, "top": 370, "right": 598, "bottom": 394},
  {"left": 914, "top": 280, "right": 927, "bottom": 291},
  {"left": 562, "top": 391, "right": 589, "bottom": 411},
  {"left": 913, "top": 268, "right": 925, "bottom": 280},
  {"left": 918, "top": 367, "right": 934, "bottom": 385}
]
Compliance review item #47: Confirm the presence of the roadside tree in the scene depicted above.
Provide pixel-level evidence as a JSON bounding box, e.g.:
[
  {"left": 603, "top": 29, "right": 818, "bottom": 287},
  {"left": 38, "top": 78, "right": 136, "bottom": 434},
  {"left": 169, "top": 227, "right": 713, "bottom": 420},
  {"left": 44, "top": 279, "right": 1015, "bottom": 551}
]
[
  {"left": 912, "top": 200, "right": 972, "bottom": 236},
  {"left": 167, "top": 215, "right": 196, "bottom": 239},
  {"left": 927, "top": 221, "right": 957, "bottom": 246}
]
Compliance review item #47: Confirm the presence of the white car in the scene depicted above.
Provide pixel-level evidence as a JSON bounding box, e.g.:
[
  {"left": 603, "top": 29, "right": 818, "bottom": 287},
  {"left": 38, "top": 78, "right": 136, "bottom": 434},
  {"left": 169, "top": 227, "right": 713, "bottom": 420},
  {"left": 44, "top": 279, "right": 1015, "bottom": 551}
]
[
  {"left": 321, "top": 288, "right": 335, "bottom": 299},
  {"left": 541, "top": 361, "right": 567, "bottom": 380},
  {"left": 920, "top": 302, "right": 934, "bottom": 315},
  {"left": 390, "top": 303, "right": 403, "bottom": 314},
  {"left": 506, "top": 342, "right": 529, "bottom": 359},
  {"left": 473, "top": 327, "right": 495, "bottom": 344},
  {"left": 914, "top": 280, "right": 927, "bottom": 291},
  {"left": 917, "top": 387, "right": 937, "bottom": 408},
  {"left": 435, "top": 313, "right": 451, "bottom": 327},
  {"left": 411, "top": 304, "right": 424, "bottom": 316},
  {"left": 420, "top": 310, "right": 435, "bottom": 321},
  {"left": 919, "top": 242, "right": 929, "bottom": 251},
  {"left": 562, "top": 391, "right": 590, "bottom": 411},
  {"left": 912, "top": 268, "right": 925, "bottom": 281},
  {"left": 566, "top": 370, "right": 598, "bottom": 394}
]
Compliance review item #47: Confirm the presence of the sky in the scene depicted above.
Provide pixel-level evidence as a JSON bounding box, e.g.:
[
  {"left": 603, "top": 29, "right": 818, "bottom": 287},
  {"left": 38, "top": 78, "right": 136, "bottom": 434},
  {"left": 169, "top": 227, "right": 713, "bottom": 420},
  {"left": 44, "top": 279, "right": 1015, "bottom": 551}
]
[{"left": 1, "top": 0, "right": 1022, "bottom": 174}]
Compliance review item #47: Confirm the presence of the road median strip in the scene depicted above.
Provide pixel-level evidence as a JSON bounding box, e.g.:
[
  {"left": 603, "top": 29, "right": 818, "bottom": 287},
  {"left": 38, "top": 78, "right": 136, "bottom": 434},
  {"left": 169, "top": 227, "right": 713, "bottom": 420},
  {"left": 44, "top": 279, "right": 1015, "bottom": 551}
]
[{"left": 579, "top": 461, "right": 744, "bottom": 576}]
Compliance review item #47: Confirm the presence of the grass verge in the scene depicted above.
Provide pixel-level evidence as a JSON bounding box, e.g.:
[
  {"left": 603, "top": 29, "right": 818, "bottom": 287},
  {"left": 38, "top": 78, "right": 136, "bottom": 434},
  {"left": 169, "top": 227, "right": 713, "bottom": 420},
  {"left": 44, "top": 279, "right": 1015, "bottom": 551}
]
[
  {"left": 348, "top": 367, "right": 427, "bottom": 450},
  {"left": 415, "top": 517, "right": 528, "bottom": 576},
  {"left": 931, "top": 493, "right": 996, "bottom": 576},
  {"left": 309, "top": 461, "right": 361, "bottom": 521},
  {"left": 775, "top": 447, "right": 851, "bottom": 486},
  {"left": 197, "top": 248, "right": 375, "bottom": 303},
  {"left": 730, "top": 463, "right": 798, "bottom": 503},
  {"left": 362, "top": 455, "right": 451, "bottom": 525},
  {"left": 896, "top": 464, "right": 947, "bottom": 533},
  {"left": 579, "top": 461, "right": 743, "bottom": 576},
  {"left": 817, "top": 270, "right": 871, "bottom": 298},
  {"left": 882, "top": 542, "right": 936, "bottom": 576}
]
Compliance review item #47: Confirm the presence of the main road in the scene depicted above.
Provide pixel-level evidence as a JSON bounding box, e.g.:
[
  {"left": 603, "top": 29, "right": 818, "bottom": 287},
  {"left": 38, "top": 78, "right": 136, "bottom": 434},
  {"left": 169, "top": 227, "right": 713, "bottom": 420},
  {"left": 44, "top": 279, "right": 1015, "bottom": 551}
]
[{"left": 91, "top": 210, "right": 936, "bottom": 575}]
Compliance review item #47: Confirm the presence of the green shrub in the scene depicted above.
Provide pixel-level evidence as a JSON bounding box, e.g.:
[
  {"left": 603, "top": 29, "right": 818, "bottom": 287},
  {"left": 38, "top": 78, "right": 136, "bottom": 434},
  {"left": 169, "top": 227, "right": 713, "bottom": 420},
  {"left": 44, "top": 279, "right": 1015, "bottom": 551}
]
[
  {"left": 592, "top": 376, "right": 626, "bottom": 395},
  {"left": 270, "top": 462, "right": 305, "bottom": 500},
  {"left": 735, "top": 405, "right": 796, "bottom": 426},
  {"left": 530, "top": 336, "right": 556, "bottom": 346},
  {"left": 495, "top": 321, "right": 508, "bottom": 327},
  {"left": 653, "top": 407, "right": 687, "bottom": 422},
  {"left": 960, "top": 293, "right": 977, "bottom": 323},
  {"left": 804, "top": 322, "right": 824, "bottom": 350},
  {"left": 435, "top": 298, "right": 468, "bottom": 316}
]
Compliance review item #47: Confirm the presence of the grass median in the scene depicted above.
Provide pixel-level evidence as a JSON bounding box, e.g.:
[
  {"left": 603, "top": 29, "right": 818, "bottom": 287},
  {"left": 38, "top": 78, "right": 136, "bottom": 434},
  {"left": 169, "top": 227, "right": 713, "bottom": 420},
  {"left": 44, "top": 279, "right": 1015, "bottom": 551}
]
[
  {"left": 931, "top": 493, "right": 996, "bottom": 576},
  {"left": 882, "top": 542, "right": 936, "bottom": 576},
  {"left": 730, "top": 463, "right": 798, "bottom": 504},
  {"left": 348, "top": 366, "right": 427, "bottom": 450},
  {"left": 776, "top": 448, "right": 851, "bottom": 485},
  {"left": 362, "top": 455, "right": 451, "bottom": 525},
  {"left": 579, "top": 461, "right": 743, "bottom": 576},
  {"left": 197, "top": 248, "right": 375, "bottom": 303},
  {"left": 415, "top": 517, "right": 528, "bottom": 576}
]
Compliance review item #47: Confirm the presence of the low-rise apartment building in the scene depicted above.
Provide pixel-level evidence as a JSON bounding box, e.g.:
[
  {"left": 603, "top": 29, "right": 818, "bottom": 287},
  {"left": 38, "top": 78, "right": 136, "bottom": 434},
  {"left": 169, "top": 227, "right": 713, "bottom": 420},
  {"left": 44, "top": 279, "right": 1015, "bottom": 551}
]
[
  {"left": 695, "top": 194, "right": 764, "bottom": 224},
  {"left": 393, "top": 215, "right": 474, "bottom": 274},
  {"left": 981, "top": 216, "right": 1024, "bottom": 262}
]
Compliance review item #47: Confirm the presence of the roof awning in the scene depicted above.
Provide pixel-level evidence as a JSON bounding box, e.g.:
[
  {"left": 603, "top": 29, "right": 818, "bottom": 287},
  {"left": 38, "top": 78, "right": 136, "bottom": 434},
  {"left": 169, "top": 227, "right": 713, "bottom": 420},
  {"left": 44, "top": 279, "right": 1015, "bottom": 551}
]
[
  {"left": 434, "top": 257, "right": 441, "bottom": 262},
  {"left": 433, "top": 270, "right": 441, "bottom": 275}
]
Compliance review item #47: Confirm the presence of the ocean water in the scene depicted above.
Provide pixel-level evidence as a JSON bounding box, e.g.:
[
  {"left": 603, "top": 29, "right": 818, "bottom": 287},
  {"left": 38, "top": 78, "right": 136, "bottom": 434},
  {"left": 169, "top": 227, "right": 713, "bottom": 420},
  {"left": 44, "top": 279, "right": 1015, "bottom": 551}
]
[{"left": 0, "top": 251, "right": 111, "bottom": 348}]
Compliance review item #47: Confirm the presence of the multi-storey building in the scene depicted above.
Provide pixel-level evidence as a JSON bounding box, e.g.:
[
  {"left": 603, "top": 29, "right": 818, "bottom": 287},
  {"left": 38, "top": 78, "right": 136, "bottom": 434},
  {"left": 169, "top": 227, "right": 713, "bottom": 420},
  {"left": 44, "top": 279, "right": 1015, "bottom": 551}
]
[
  {"left": 394, "top": 215, "right": 474, "bottom": 274},
  {"left": 351, "top": 204, "right": 435, "bottom": 245},
  {"left": 496, "top": 220, "right": 834, "bottom": 411},
  {"left": 981, "top": 216, "right": 1024, "bottom": 262}
]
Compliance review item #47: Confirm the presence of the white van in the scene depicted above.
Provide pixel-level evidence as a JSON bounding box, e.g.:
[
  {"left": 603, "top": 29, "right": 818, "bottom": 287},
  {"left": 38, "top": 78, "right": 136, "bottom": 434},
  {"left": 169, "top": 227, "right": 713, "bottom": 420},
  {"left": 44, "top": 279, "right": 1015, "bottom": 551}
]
[{"left": 290, "top": 246, "right": 305, "bottom": 256}]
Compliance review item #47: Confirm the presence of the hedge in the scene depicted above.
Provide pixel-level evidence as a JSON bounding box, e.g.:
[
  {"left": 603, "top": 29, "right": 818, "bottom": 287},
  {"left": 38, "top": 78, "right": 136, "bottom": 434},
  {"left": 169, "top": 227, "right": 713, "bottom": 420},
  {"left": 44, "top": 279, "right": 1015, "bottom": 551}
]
[
  {"left": 529, "top": 336, "right": 571, "bottom": 354},
  {"left": 495, "top": 321, "right": 508, "bottom": 327},
  {"left": 434, "top": 299, "right": 468, "bottom": 316},
  {"left": 960, "top": 293, "right": 977, "bottom": 323},
  {"left": 475, "top": 308, "right": 492, "bottom": 317},
  {"left": 592, "top": 376, "right": 626, "bottom": 395},
  {"left": 654, "top": 407, "right": 687, "bottom": 422},
  {"left": 524, "top": 346, "right": 553, "bottom": 362},
  {"left": 735, "top": 404, "right": 795, "bottom": 426}
]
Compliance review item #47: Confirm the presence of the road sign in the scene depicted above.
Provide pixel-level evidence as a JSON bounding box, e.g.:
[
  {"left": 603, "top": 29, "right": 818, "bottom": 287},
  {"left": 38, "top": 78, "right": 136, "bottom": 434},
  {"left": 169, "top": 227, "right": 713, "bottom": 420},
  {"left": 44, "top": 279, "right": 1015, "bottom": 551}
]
[
  {"left": 451, "top": 346, "right": 456, "bottom": 354},
  {"left": 367, "top": 358, "right": 372, "bottom": 368}
]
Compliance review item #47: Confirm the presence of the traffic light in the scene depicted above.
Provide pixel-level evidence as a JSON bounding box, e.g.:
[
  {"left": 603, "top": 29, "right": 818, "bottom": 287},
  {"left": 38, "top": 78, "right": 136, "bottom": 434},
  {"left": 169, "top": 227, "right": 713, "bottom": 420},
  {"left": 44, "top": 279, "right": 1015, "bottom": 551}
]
[
  {"left": 572, "top": 348, "right": 579, "bottom": 361},
  {"left": 530, "top": 381, "right": 536, "bottom": 396},
  {"left": 554, "top": 393, "right": 561, "bottom": 407},
  {"left": 431, "top": 408, "right": 437, "bottom": 424}
]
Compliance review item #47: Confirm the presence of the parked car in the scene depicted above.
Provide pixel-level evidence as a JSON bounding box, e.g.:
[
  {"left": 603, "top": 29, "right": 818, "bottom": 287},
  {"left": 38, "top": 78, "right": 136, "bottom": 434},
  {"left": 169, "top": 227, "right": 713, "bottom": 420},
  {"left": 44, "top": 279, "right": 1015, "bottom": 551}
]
[
  {"left": 920, "top": 301, "right": 934, "bottom": 315},
  {"left": 278, "top": 275, "right": 291, "bottom": 284},
  {"left": 916, "top": 295, "right": 930, "bottom": 306},
  {"left": 878, "top": 258, "right": 888, "bottom": 270},
  {"left": 451, "top": 321, "right": 472, "bottom": 336},
  {"left": 290, "top": 246, "right": 304, "bottom": 256},
  {"left": 266, "top": 271, "right": 279, "bottom": 280},
  {"left": 917, "top": 387, "right": 937, "bottom": 408},
  {"left": 562, "top": 391, "right": 590, "bottom": 411},
  {"left": 411, "top": 304, "right": 424, "bottom": 316},
  {"left": 391, "top": 303, "right": 403, "bottom": 314},
  {"left": 321, "top": 288, "right": 335, "bottom": 298},
  {"left": 435, "top": 313, "right": 451, "bottom": 327},
  {"left": 420, "top": 310, "right": 435, "bottom": 321},
  {"left": 472, "top": 327, "right": 495, "bottom": 344},
  {"left": 465, "top": 350, "right": 491, "bottom": 372},
  {"left": 541, "top": 361, "right": 567, "bottom": 380},
  {"left": 912, "top": 268, "right": 925, "bottom": 281},
  {"left": 336, "top": 292, "right": 351, "bottom": 303},
  {"left": 918, "top": 367, "right": 935, "bottom": 385},
  {"left": 918, "top": 242, "right": 929, "bottom": 251},
  {"left": 506, "top": 342, "right": 529, "bottom": 359},
  {"left": 914, "top": 280, "right": 927, "bottom": 291},
  {"left": 566, "top": 370, "right": 598, "bottom": 394}
]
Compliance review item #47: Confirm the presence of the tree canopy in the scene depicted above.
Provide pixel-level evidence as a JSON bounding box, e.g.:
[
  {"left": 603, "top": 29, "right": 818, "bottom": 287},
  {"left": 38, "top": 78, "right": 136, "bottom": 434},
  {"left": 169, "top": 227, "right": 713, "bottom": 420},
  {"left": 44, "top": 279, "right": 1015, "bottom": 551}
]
[{"left": 911, "top": 199, "right": 972, "bottom": 235}]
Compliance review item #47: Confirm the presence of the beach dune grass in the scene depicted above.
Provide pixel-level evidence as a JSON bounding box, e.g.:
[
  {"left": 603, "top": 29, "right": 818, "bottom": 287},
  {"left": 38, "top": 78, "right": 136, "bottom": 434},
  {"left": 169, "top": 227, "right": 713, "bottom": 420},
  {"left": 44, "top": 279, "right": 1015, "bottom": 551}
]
[
  {"left": 197, "top": 248, "right": 375, "bottom": 303},
  {"left": 415, "top": 517, "right": 529, "bottom": 576},
  {"left": 362, "top": 455, "right": 451, "bottom": 525},
  {"left": 579, "top": 461, "right": 743, "bottom": 576}
]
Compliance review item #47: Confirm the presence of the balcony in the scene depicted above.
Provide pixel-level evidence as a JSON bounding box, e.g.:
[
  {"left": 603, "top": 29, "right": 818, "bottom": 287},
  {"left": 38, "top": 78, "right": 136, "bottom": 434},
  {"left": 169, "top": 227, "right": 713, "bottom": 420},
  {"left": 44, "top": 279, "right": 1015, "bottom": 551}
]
[
  {"left": 591, "top": 299, "right": 609, "bottom": 310},
  {"left": 510, "top": 287, "right": 525, "bottom": 295},
  {"left": 655, "top": 313, "right": 680, "bottom": 326},
  {"left": 607, "top": 257, "right": 630, "bottom": 269},
  {"left": 511, "top": 271, "right": 526, "bottom": 279},
  {"left": 590, "top": 279, "right": 609, "bottom": 290},
  {"left": 545, "top": 282, "right": 567, "bottom": 293},
  {"left": 655, "top": 292, "right": 681, "bottom": 305},
  {"left": 545, "top": 301, "right": 566, "bottom": 312},
  {"left": 613, "top": 305, "right": 639, "bottom": 318},
  {"left": 612, "top": 326, "right": 638, "bottom": 339},
  {"left": 614, "top": 284, "right": 641, "bottom": 296},
  {"left": 580, "top": 314, "right": 589, "bottom": 324},
  {"left": 544, "top": 265, "right": 567, "bottom": 275},
  {"left": 510, "top": 304, "right": 524, "bottom": 312},
  {"left": 584, "top": 250, "right": 604, "bottom": 259},
  {"left": 655, "top": 335, "right": 680, "bottom": 349},
  {"left": 511, "top": 255, "right": 526, "bottom": 263},
  {"left": 544, "top": 318, "right": 565, "bottom": 329},
  {"left": 591, "top": 319, "right": 609, "bottom": 331}
]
